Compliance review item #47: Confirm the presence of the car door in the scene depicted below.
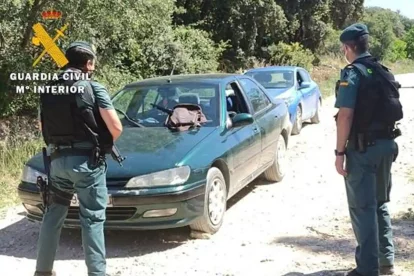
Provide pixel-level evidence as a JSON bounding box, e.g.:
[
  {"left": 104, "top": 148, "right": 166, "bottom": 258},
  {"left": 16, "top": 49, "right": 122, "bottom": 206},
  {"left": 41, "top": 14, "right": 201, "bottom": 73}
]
[
  {"left": 223, "top": 81, "right": 262, "bottom": 192},
  {"left": 238, "top": 77, "right": 279, "bottom": 176},
  {"left": 297, "top": 69, "right": 316, "bottom": 119},
  {"left": 301, "top": 68, "right": 320, "bottom": 118}
]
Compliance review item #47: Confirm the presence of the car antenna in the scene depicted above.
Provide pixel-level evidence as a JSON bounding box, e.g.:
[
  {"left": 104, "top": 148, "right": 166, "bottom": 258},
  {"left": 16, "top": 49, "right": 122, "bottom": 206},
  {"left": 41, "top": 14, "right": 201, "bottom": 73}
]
[{"left": 167, "top": 63, "right": 175, "bottom": 83}]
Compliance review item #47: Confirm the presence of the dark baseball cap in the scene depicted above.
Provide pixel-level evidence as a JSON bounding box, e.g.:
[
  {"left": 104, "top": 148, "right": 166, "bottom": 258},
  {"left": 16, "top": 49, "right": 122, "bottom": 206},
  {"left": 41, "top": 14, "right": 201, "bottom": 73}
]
[
  {"left": 66, "top": 41, "right": 96, "bottom": 57},
  {"left": 340, "top": 23, "right": 369, "bottom": 43}
]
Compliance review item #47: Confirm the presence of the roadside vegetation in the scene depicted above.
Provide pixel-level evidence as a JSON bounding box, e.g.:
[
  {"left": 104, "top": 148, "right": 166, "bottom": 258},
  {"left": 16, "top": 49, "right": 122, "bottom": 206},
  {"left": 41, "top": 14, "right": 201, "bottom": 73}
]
[{"left": 1, "top": 1, "right": 414, "bottom": 209}]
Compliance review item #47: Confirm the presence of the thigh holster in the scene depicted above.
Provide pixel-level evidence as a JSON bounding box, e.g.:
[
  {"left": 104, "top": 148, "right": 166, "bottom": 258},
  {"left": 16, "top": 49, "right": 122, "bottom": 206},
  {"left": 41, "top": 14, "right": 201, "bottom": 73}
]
[{"left": 49, "top": 185, "right": 73, "bottom": 206}]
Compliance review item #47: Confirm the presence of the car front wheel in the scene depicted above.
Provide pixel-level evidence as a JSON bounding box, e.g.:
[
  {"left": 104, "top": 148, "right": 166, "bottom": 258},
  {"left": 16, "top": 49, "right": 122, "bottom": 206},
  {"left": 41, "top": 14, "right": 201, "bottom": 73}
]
[
  {"left": 263, "top": 134, "right": 287, "bottom": 182},
  {"left": 310, "top": 97, "right": 321, "bottom": 124},
  {"left": 291, "top": 105, "right": 302, "bottom": 135},
  {"left": 190, "top": 167, "right": 227, "bottom": 234}
]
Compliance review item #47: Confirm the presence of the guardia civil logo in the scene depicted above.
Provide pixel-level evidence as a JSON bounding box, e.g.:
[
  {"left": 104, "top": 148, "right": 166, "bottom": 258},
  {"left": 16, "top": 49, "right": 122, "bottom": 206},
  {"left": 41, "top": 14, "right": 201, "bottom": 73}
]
[{"left": 31, "top": 9, "right": 69, "bottom": 68}]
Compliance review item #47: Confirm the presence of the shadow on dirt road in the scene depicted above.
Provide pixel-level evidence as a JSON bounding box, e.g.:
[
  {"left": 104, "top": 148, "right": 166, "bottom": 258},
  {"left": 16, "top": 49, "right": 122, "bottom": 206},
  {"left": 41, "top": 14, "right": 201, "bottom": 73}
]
[
  {"left": 0, "top": 217, "right": 192, "bottom": 260},
  {"left": 0, "top": 177, "right": 266, "bottom": 261},
  {"left": 282, "top": 269, "right": 350, "bottom": 276},
  {"left": 271, "top": 217, "right": 414, "bottom": 264}
]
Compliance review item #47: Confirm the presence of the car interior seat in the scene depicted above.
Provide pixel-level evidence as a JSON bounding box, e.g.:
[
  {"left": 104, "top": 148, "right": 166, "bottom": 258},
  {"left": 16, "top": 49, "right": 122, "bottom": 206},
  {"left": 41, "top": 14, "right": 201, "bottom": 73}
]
[
  {"left": 207, "top": 97, "right": 218, "bottom": 122},
  {"left": 283, "top": 72, "right": 294, "bottom": 86},
  {"left": 253, "top": 73, "right": 272, "bottom": 85},
  {"left": 179, "top": 93, "right": 200, "bottom": 105}
]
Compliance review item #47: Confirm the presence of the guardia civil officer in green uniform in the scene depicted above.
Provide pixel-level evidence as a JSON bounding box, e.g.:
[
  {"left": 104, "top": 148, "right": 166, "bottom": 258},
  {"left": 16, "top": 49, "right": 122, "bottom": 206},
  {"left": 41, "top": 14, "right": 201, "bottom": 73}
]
[
  {"left": 335, "top": 23, "right": 402, "bottom": 276},
  {"left": 34, "top": 41, "right": 123, "bottom": 276}
]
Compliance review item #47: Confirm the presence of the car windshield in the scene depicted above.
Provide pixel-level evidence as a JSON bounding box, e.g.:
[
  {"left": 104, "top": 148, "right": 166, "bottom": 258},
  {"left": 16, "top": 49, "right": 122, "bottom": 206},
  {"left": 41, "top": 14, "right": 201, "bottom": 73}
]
[
  {"left": 112, "top": 82, "right": 220, "bottom": 127},
  {"left": 245, "top": 70, "right": 295, "bottom": 89}
]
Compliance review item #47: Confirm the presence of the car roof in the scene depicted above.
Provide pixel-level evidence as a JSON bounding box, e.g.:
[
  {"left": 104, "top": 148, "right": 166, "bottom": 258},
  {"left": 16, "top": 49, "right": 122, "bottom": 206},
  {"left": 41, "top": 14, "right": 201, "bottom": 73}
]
[
  {"left": 124, "top": 73, "right": 240, "bottom": 87},
  {"left": 245, "top": 66, "right": 303, "bottom": 73}
]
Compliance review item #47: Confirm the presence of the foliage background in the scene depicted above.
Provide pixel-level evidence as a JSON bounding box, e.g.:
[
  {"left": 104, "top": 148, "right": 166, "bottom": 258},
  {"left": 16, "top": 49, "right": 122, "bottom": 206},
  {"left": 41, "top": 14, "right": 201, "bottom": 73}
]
[
  {"left": 1, "top": 0, "right": 414, "bottom": 210},
  {"left": 1, "top": 0, "right": 414, "bottom": 118}
]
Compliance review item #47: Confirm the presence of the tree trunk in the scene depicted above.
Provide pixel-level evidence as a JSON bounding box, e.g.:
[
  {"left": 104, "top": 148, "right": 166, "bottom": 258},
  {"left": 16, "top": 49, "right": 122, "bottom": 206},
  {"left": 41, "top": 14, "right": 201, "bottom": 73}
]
[{"left": 20, "top": 0, "right": 49, "bottom": 49}]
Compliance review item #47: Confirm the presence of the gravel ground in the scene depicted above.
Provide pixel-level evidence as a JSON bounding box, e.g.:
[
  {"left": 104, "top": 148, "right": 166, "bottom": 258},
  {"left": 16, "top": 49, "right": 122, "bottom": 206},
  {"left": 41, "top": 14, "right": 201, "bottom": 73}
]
[{"left": 1, "top": 74, "right": 413, "bottom": 276}]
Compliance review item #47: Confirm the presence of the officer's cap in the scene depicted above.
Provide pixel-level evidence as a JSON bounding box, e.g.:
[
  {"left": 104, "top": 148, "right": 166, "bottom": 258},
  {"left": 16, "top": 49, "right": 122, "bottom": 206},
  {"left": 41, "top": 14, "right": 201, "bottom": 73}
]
[
  {"left": 340, "top": 23, "right": 369, "bottom": 43},
  {"left": 66, "top": 41, "right": 96, "bottom": 58}
]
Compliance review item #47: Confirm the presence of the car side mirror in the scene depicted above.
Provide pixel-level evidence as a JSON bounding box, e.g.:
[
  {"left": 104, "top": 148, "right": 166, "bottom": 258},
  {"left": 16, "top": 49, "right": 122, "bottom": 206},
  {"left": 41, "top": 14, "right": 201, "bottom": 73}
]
[
  {"left": 231, "top": 113, "right": 253, "bottom": 127},
  {"left": 300, "top": 81, "right": 311, "bottom": 89}
]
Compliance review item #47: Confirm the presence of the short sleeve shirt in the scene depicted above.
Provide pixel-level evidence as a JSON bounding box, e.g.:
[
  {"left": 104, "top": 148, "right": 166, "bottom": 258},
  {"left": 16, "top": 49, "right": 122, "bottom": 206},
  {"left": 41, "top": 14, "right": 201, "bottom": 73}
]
[
  {"left": 334, "top": 66, "right": 360, "bottom": 109},
  {"left": 334, "top": 52, "right": 372, "bottom": 109},
  {"left": 74, "top": 80, "right": 114, "bottom": 110}
]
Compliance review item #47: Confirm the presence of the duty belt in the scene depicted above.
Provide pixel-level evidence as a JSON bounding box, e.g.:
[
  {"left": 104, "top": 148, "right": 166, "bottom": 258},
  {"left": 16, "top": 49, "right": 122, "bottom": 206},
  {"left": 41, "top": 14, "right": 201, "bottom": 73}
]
[
  {"left": 354, "top": 127, "right": 401, "bottom": 153},
  {"left": 50, "top": 147, "right": 92, "bottom": 161}
]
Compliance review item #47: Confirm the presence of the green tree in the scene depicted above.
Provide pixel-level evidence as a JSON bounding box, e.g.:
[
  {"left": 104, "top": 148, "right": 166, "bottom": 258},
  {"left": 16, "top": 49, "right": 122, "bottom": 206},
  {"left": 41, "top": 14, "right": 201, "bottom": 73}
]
[
  {"left": 268, "top": 42, "right": 315, "bottom": 71},
  {"left": 329, "top": 0, "right": 364, "bottom": 29},
  {"left": 362, "top": 8, "right": 398, "bottom": 60},
  {"left": 387, "top": 39, "right": 407, "bottom": 62},
  {"left": 0, "top": 0, "right": 224, "bottom": 117},
  {"left": 404, "top": 28, "right": 414, "bottom": 59}
]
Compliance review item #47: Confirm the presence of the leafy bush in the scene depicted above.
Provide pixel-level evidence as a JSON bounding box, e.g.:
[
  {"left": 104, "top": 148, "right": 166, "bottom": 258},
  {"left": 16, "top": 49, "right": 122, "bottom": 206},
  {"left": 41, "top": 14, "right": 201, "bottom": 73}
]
[
  {"left": 404, "top": 28, "right": 414, "bottom": 59},
  {"left": 386, "top": 39, "right": 407, "bottom": 63},
  {"left": 268, "top": 42, "right": 315, "bottom": 70},
  {"left": 319, "top": 26, "right": 343, "bottom": 57},
  {"left": 169, "top": 26, "right": 227, "bottom": 75}
]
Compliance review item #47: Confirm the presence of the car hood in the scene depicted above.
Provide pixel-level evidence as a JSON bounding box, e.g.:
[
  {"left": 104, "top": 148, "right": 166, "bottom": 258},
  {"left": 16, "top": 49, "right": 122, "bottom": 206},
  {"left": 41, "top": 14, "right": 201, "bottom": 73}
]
[
  {"left": 266, "top": 87, "right": 294, "bottom": 99},
  {"left": 26, "top": 127, "right": 216, "bottom": 179}
]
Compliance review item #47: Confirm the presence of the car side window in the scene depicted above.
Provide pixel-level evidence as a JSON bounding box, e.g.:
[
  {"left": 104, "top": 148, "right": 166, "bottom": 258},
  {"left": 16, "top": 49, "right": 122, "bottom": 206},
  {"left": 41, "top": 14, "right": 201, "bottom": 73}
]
[
  {"left": 224, "top": 82, "right": 249, "bottom": 114},
  {"left": 298, "top": 69, "right": 311, "bottom": 82},
  {"left": 296, "top": 71, "right": 303, "bottom": 87},
  {"left": 238, "top": 78, "right": 271, "bottom": 114}
]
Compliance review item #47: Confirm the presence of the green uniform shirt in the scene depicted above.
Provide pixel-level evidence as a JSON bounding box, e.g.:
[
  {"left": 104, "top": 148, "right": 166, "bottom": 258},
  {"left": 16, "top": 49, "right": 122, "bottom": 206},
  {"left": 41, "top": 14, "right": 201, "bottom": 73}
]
[{"left": 334, "top": 52, "right": 371, "bottom": 109}]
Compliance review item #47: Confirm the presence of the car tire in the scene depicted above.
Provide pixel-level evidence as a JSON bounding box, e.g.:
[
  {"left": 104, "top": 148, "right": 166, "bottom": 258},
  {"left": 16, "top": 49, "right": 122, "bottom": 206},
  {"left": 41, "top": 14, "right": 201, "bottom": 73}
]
[
  {"left": 263, "top": 134, "right": 286, "bottom": 182},
  {"left": 291, "top": 105, "right": 302, "bottom": 135},
  {"left": 190, "top": 167, "right": 227, "bottom": 234},
  {"left": 310, "top": 97, "right": 321, "bottom": 124}
]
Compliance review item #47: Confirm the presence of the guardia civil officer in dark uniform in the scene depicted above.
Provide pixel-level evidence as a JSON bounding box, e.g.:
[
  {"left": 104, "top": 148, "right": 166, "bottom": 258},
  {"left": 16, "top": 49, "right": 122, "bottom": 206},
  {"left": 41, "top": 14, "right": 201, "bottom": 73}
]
[
  {"left": 34, "top": 41, "right": 123, "bottom": 276},
  {"left": 334, "top": 24, "right": 401, "bottom": 276}
]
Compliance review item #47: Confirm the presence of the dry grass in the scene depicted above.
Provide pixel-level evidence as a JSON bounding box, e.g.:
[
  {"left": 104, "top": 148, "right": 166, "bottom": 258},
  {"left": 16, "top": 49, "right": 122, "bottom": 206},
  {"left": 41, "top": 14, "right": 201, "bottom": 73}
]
[
  {"left": 0, "top": 138, "right": 44, "bottom": 209},
  {"left": 384, "top": 59, "right": 414, "bottom": 75},
  {"left": 311, "top": 56, "right": 414, "bottom": 99}
]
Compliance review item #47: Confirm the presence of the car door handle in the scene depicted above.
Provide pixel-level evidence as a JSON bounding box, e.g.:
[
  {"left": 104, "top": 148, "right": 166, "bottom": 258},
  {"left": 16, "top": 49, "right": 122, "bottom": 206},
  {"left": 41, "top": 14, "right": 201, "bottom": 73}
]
[{"left": 253, "top": 127, "right": 259, "bottom": 133}]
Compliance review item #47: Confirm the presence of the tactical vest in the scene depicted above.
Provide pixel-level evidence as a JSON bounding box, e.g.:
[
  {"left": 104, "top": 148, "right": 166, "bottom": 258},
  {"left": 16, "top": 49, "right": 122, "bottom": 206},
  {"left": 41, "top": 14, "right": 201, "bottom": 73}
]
[
  {"left": 40, "top": 71, "right": 113, "bottom": 153},
  {"left": 346, "top": 56, "right": 403, "bottom": 134}
]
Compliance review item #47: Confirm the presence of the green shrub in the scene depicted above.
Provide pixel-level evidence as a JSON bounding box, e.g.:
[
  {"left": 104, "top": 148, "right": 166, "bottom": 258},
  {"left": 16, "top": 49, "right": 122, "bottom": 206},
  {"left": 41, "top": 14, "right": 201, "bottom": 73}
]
[
  {"left": 319, "top": 27, "right": 343, "bottom": 57},
  {"left": 386, "top": 39, "right": 407, "bottom": 63},
  {"left": 268, "top": 42, "right": 315, "bottom": 70},
  {"left": 404, "top": 28, "right": 414, "bottom": 59},
  {"left": 0, "top": 138, "right": 44, "bottom": 209}
]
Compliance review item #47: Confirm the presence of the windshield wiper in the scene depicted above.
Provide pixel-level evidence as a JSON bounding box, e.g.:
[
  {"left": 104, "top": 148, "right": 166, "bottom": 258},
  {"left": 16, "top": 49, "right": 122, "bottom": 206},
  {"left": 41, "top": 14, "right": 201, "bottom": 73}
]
[
  {"left": 151, "top": 103, "right": 173, "bottom": 115},
  {"left": 115, "top": 108, "right": 144, "bottom": 128}
]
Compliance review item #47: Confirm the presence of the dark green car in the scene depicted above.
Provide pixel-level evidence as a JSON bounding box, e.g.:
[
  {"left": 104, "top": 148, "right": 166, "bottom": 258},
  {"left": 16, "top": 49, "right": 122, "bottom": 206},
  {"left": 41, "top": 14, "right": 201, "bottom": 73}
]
[{"left": 18, "top": 73, "right": 292, "bottom": 234}]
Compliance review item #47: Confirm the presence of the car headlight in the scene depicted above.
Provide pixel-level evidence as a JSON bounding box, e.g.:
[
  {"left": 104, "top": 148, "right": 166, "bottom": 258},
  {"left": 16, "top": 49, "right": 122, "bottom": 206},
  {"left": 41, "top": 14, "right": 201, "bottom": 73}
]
[
  {"left": 125, "top": 166, "right": 191, "bottom": 188},
  {"left": 22, "top": 165, "right": 46, "bottom": 184}
]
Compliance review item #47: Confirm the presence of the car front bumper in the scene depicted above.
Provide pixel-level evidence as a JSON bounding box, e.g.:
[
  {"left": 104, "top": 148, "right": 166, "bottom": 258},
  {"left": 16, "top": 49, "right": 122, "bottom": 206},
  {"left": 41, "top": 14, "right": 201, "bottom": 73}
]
[{"left": 17, "top": 181, "right": 206, "bottom": 230}]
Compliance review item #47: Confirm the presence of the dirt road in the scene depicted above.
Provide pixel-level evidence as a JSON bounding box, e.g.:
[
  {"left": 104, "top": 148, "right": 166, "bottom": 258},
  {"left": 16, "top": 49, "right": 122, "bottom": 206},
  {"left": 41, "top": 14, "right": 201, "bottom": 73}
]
[{"left": 1, "top": 74, "right": 413, "bottom": 276}]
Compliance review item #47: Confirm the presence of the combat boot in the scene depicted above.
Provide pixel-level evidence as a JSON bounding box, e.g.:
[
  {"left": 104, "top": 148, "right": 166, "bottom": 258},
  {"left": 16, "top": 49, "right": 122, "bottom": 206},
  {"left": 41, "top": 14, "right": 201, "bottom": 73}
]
[{"left": 380, "top": 265, "right": 394, "bottom": 275}]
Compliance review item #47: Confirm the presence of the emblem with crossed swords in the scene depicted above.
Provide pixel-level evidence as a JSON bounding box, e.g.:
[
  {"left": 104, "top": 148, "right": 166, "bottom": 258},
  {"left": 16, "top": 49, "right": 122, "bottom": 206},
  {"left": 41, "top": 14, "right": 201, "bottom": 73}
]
[{"left": 32, "top": 23, "right": 69, "bottom": 68}]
